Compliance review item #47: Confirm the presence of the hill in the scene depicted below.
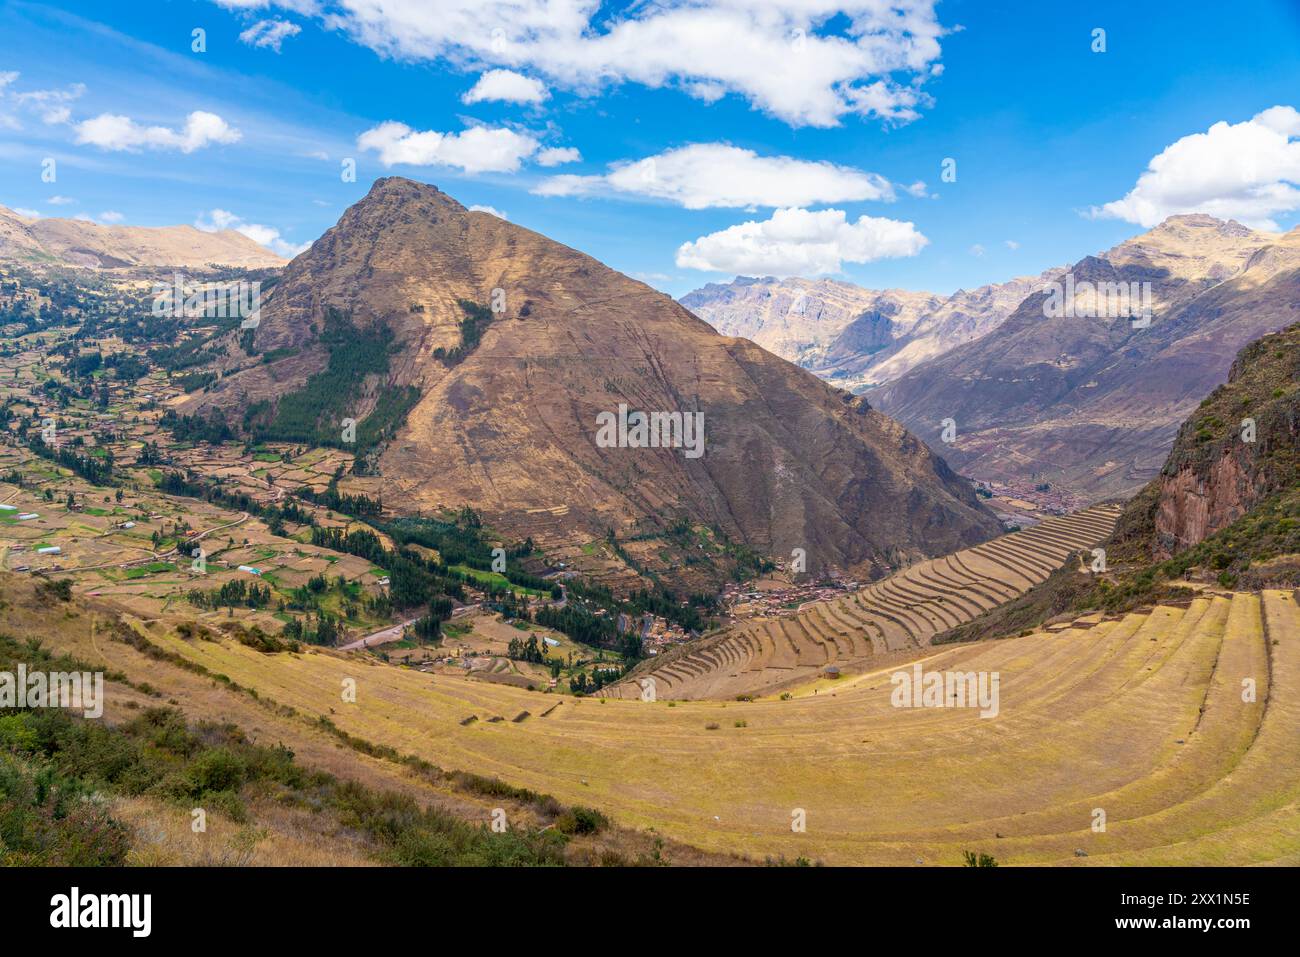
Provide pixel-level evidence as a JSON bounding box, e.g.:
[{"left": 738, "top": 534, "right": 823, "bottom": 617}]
[{"left": 0, "top": 205, "right": 286, "bottom": 271}]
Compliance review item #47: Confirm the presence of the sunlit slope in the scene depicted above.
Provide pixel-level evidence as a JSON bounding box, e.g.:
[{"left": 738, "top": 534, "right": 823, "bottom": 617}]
[
  {"left": 606, "top": 503, "right": 1124, "bottom": 700},
  {"left": 147, "top": 589, "right": 1299, "bottom": 865}
]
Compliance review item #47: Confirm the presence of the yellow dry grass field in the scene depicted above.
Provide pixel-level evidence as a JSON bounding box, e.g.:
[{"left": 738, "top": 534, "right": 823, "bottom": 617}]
[{"left": 134, "top": 589, "right": 1300, "bottom": 866}]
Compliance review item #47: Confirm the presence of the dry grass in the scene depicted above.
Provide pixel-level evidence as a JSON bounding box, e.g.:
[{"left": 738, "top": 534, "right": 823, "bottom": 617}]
[{"left": 124, "top": 588, "right": 1300, "bottom": 866}]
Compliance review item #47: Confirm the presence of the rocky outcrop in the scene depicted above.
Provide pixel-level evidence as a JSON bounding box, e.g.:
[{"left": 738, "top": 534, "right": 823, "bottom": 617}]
[{"left": 1150, "top": 322, "right": 1300, "bottom": 556}]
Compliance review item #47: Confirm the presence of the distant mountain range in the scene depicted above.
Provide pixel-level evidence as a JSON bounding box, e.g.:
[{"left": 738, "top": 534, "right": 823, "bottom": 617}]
[
  {"left": 180, "top": 176, "right": 1002, "bottom": 587},
  {"left": 680, "top": 269, "right": 1066, "bottom": 391},
  {"left": 0, "top": 205, "right": 285, "bottom": 271},
  {"left": 871, "top": 214, "right": 1300, "bottom": 501},
  {"left": 682, "top": 214, "right": 1300, "bottom": 503}
]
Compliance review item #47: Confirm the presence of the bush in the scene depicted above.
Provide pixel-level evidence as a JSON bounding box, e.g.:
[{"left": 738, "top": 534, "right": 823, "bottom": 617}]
[{"left": 555, "top": 806, "right": 608, "bottom": 835}]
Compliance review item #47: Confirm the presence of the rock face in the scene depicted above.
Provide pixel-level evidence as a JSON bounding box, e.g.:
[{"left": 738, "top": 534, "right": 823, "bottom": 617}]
[
  {"left": 870, "top": 215, "right": 1300, "bottom": 501},
  {"left": 1148, "top": 322, "right": 1300, "bottom": 556},
  {"left": 680, "top": 270, "right": 1065, "bottom": 392},
  {"left": 189, "top": 177, "right": 1002, "bottom": 581},
  {"left": 0, "top": 206, "right": 286, "bottom": 270}
]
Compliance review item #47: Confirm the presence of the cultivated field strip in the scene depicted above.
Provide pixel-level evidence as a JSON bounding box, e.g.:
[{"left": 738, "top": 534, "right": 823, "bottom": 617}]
[
  {"left": 606, "top": 503, "right": 1124, "bottom": 700},
  {"left": 147, "top": 590, "right": 1300, "bottom": 865}
]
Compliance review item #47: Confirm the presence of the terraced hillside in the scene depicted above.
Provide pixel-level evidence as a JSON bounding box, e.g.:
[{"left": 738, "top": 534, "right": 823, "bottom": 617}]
[
  {"left": 119, "top": 589, "right": 1300, "bottom": 865},
  {"left": 606, "top": 503, "right": 1124, "bottom": 700}
]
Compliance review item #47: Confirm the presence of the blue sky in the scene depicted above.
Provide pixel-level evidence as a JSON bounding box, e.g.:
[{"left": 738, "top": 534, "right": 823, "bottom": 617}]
[{"left": 2, "top": 0, "right": 1298, "bottom": 297}]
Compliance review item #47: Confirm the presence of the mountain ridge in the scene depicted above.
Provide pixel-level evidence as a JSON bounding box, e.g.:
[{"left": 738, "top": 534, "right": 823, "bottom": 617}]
[{"left": 0, "top": 204, "right": 286, "bottom": 271}]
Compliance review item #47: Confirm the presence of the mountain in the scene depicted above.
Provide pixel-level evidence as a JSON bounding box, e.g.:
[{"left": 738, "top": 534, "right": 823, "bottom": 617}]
[
  {"left": 679, "top": 277, "right": 936, "bottom": 371},
  {"left": 814, "top": 269, "right": 1068, "bottom": 390},
  {"left": 679, "top": 270, "right": 1066, "bottom": 392},
  {"left": 870, "top": 215, "right": 1300, "bottom": 502},
  {"left": 0, "top": 205, "right": 286, "bottom": 271},
  {"left": 183, "top": 176, "right": 1002, "bottom": 586},
  {"left": 937, "top": 320, "right": 1300, "bottom": 644}
]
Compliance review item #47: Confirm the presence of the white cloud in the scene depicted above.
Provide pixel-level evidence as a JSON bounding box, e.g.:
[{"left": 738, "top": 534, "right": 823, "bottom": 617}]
[
  {"left": 676, "top": 206, "right": 927, "bottom": 276},
  {"left": 357, "top": 121, "right": 539, "bottom": 173},
  {"left": 239, "top": 18, "right": 302, "bottom": 52},
  {"left": 99, "top": 210, "right": 125, "bottom": 223},
  {"left": 462, "top": 69, "right": 548, "bottom": 105},
  {"left": 12, "top": 207, "right": 41, "bottom": 219},
  {"left": 196, "top": 208, "right": 310, "bottom": 258},
  {"left": 0, "top": 73, "right": 84, "bottom": 127},
  {"left": 535, "top": 143, "right": 893, "bottom": 210},
  {"left": 536, "top": 146, "right": 580, "bottom": 167},
  {"left": 969, "top": 243, "right": 985, "bottom": 257},
  {"left": 75, "top": 110, "right": 242, "bottom": 153},
  {"left": 212, "top": 1, "right": 946, "bottom": 128},
  {"left": 1091, "top": 106, "right": 1300, "bottom": 230},
  {"left": 468, "top": 204, "right": 508, "bottom": 219},
  {"left": 1004, "top": 239, "right": 1019, "bottom": 250},
  {"left": 47, "top": 195, "right": 75, "bottom": 206}
]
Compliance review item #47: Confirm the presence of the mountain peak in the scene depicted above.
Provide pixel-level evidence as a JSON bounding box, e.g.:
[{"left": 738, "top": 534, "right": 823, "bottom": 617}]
[
  {"left": 1150, "top": 213, "right": 1259, "bottom": 238},
  {"left": 362, "top": 176, "right": 467, "bottom": 212}
]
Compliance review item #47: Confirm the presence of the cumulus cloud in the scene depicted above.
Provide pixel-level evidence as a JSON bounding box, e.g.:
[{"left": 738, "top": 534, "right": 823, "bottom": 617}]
[
  {"left": 75, "top": 110, "right": 242, "bottom": 153},
  {"left": 47, "top": 195, "right": 75, "bottom": 206},
  {"left": 12, "top": 207, "right": 41, "bottom": 219},
  {"left": 535, "top": 143, "right": 894, "bottom": 210},
  {"left": 536, "top": 146, "right": 581, "bottom": 167},
  {"left": 676, "top": 206, "right": 928, "bottom": 276},
  {"left": 239, "top": 18, "right": 302, "bottom": 52},
  {"left": 208, "top": 1, "right": 946, "bottom": 128},
  {"left": 1090, "top": 106, "right": 1300, "bottom": 230},
  {"left": 468, "top": 204, "right": 508, "bottom": 219},
  {"left": 99, "top": 211, "right": 125, "bottom": 223},
  {"left": 462, "top": 69, "right": 548, "bottom": 105},
  {"left": 196, "top": 208, "right": 309, "bottom": 258},
  {"left": 357, "top": 121, "right": 539, "bottom": 173}
]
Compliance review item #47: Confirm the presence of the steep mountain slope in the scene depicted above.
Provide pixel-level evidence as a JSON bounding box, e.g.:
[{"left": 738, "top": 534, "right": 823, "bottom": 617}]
[
  {"left": 937, "top": 320, "right": 1300, "bottom": 644},
  {"left": 186, "top": 177, "right": 1002, "bottom": 585},
  {"left": 679, "top": 277, "right": 935, "bottom": 370},
  {"left": 871, "top": 215, "right": 1299, "bottom": 501},
  {"left": 0, "top": 205, "right": 286, "bottom": 270}
]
